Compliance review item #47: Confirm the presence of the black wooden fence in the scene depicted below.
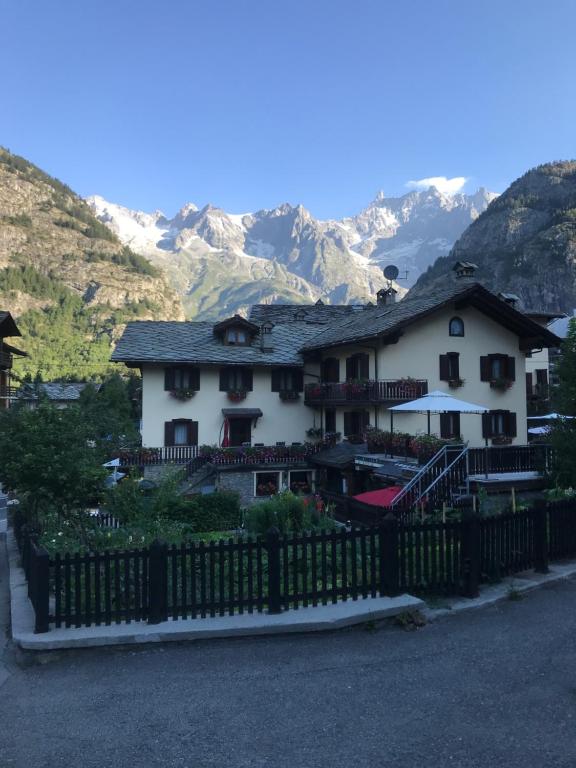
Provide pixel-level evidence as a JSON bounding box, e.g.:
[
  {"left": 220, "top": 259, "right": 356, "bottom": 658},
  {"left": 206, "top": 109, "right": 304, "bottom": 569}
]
[{"left": 13, "top": 499, "right": 576, "bottom": 633}]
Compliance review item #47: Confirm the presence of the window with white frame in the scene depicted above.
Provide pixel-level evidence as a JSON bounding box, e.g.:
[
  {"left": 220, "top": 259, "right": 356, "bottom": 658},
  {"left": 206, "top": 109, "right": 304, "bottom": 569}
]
[{"left": 254, "top": 471, "right": 281, "bottom": 497}]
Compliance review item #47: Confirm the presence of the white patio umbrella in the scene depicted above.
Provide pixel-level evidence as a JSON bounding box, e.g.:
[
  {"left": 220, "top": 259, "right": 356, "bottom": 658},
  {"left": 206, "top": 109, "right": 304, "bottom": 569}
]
[
  {"left": 389, "top": 390, "right": 489, "bottom": 435},
  {"left": 527, "top": 413, "right": 575, "bottom": 420},
  {"left": 528, "top": 425, "right": 551, "bottom": 435}
]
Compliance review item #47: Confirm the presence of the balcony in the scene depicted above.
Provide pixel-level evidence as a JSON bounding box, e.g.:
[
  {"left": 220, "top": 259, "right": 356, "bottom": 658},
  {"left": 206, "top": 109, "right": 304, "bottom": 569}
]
[
  {"left": 304, "top": 379, "right": 428, "bottom": 406},
  {"left": 0, "top": 385, "right": 18, "bottom": 399}
]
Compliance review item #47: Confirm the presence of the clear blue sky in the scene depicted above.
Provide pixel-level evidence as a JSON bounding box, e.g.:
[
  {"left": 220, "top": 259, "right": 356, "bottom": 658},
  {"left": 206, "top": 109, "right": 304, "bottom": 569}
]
[{"left": 2, "top": 0, "right": 575, "bottom": 219}]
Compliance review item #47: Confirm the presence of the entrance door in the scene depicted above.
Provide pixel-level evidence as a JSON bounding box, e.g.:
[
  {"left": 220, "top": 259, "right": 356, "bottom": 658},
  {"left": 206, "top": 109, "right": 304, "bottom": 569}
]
[{"left": 229, "top": 417, "right": 252, "bottom": 446}]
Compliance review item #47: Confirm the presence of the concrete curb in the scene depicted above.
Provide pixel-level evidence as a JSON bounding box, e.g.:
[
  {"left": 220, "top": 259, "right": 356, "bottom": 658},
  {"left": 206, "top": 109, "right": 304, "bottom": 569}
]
[
  {"left": 423, "top": 561, "right": 576, "bottom": 621},
  {"left": 6, "top": 529, "right": 423, "bottom": 651}
]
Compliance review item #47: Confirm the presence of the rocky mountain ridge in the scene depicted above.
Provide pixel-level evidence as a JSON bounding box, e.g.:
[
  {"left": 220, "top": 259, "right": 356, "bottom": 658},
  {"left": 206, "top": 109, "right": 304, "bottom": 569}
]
[
  {"left": 410, "top": 161, "right": 576, "bottom": 313},
  {"left": 89, "top": 185, "right": 495, "bottom": 319}
]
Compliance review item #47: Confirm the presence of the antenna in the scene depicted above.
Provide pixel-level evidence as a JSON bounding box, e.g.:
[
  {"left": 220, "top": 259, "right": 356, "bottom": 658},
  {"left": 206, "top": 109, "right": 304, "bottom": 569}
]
[{"left": 382, "top": 264, "right": 409, "bottom": 288}]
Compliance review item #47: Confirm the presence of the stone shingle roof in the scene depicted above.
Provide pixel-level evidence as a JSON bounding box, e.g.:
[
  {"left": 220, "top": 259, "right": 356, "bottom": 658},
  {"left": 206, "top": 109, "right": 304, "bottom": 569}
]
[
  {"left": 300, "top": 282, "right": 562, "bottom": 351},
  {"left": 112, "top": 320, "right": 323, "bottom": 366},
  {"left": 0, "top": 311, "right": 21, "bottom": 338},
  {"left": 18, "top": 382, "right": 100, "bottom": 402},
  {"left": 248, "top": 303, "right": 364, "bottom": 325}
]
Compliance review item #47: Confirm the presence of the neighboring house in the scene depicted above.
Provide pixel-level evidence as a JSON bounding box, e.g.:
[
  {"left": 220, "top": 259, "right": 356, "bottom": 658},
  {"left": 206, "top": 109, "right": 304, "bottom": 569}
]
[
  {"left": 16, "top": 382, "right": 101, "bottom": 409},
  {"left": 0, "top": 311, "right": 26, "bottom": 410},
  {"left": 112, "top": 264, "right": 560, "bottom": 504}
]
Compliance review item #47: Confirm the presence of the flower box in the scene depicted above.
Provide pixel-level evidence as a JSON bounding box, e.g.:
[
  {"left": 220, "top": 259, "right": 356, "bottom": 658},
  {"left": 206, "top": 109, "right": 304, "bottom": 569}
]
[
  {"left": 279, "top": 390, "right": 300, "bottom": 402},
  {"left": 169, "top": 388, "right": 197, "bottom": 401},
  {"left": 491, "top": 436, "right": 512, "bottom": 445},
  {"left": 227, "top": 390, "right": 247, "bottom": 402},
  {"left": 490, "top": 378, "right": 512, "bottom": 391},
  {"left": 448, "top": 378, "right": 465, "bottom": 389}
]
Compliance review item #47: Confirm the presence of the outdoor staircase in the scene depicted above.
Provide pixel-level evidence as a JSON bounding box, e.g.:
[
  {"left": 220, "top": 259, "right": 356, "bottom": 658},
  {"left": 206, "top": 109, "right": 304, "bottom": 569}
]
[
  {"left": 179, "top": 456, "right": 215, "bottom": 496},
  {"left": 390, "top": 444, "right": 469, "bottom": 511}
]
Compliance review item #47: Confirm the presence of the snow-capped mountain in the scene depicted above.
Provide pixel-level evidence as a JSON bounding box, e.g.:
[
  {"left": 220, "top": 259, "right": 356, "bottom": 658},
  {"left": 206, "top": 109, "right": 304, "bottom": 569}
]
[{"left": 88, "top": 186, "right": 496, "bottom": 319}]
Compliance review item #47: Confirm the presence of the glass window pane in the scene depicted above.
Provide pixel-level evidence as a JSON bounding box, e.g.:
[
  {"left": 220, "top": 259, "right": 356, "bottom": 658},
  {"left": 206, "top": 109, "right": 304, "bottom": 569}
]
[{"left": 174, "top": 423, "right": 188, "bottom": 445}]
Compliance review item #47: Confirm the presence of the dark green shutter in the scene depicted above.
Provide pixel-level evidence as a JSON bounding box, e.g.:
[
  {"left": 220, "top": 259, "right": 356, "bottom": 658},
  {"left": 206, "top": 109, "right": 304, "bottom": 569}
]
[
  {"left": 271, "top": 369, "right": 282, "bottom": 392},
  {"left": 243, "top": 368, "right": 253, "bottom": 391},
  {"left": 439, "top": 355, "right": 450, "bottom": 381},
  {"left": 482, "top": 412, "right": 492, "bottom": 438},
  {"left": 187, "top": 420, "right": 198, "bottom": 446},
  {"left": 190, "top": 367, "right": 200, "bottom": 391},
  {"left": 343, "top": 412, "right": 353, "bottom": 436},
  {"left": 359, "top": 354, "right": 370, "bottom": 380},
  {"left": 345, "top": 357, "right": 355, "bottom": 381},
  {"left": 506, "top": 356, "right": 516, "bottom": 381},
  {"left": 164, "top": 421, "right": 175, "bottom": 446},
  {"left": 293, "top": 369, "right": 304, "bottom": 392},
  {"left": 507, "top": 412, "right": 517, "bottom": 437},
  {"left": 219, "top": 368, "right": 229, "bottom": 391},
  {"left": 164, "top": 368, "right": 175, "bottom": 390},
  {"left": 480, "top": 356, "right": 491, "bottom": 381}
]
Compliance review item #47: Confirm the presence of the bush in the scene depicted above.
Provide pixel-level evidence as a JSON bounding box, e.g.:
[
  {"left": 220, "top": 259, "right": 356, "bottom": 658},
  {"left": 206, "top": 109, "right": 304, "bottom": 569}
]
[
  {"left": 244, "top": 492, "right": 335, "bottom": 535},
  {"left": 186, "top": 492, "right": 241, "bottom": 532}
]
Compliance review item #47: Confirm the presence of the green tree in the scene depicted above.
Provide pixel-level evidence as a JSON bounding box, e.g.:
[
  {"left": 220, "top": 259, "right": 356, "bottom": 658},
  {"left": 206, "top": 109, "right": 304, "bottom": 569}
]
[
  {"left": 549, "top": 318, "right": 576, "bottom": 486},
  {"left": 554, "top": 318, "right": 576, "bottom": 415}
]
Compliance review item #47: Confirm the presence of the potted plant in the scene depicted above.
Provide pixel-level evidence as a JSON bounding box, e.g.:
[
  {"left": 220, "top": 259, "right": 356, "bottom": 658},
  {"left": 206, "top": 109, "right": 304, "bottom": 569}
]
[
  {"left": 397, "top": 377, "right": 419, "bottom": 398},
  {"left": 227, "top": 389, "right": 247, "bottom": 402},
  {"left": 306, "top": 426, "right": 323, "bottom": 439},
  {"left": 448, "top": 378, "right": 465, "bottom": 389},
  {"left": 492, "top": 435, "right": 512, "bottom": 445},
  {"left": 169, "top": 387, "right": 197, "bottom": 401}
]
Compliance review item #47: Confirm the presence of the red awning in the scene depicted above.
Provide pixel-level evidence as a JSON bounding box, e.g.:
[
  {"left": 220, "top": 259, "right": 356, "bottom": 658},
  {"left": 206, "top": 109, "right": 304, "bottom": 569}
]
[{"left": 353, "top": 486, "right": 403, "bottom": 507}]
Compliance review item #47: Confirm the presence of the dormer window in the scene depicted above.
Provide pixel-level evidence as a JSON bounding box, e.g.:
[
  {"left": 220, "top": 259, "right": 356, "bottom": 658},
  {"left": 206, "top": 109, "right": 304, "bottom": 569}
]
[
  {"left": 226, "top": 328, "right": 247, "bottom": 345},
  {"left": 449, "top": 317, "right": 465, "bottom": 337}
]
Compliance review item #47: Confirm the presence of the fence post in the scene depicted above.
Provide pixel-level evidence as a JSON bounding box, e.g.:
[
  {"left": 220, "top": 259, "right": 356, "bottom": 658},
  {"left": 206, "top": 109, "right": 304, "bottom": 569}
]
[
  {"left": 266, "top": 527, "right": 282, "bottom": 614},
  {"left": 379, "top": 515, "right": 400, "bottom": 596},
  {"left": 533, "top": 498, "right": 549, "bottom": 574},
  {"left": 460, "top": 508, "right": 481, "bottom": 599},
  {"left": 148, "top": 539, "right": 168, "bottom": 624},
  {"left": 30, "top": 544, "right": 51, "bottom": 634}
]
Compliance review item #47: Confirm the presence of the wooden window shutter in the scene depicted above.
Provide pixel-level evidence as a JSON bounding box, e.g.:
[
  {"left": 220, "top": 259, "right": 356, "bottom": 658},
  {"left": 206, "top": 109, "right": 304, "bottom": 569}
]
[
  {"left": 343, "top": 412, "right": 353, "bottom": 436},
  {"left": 440, "top": 413, "right": 450, "bottom": 438},
  {"left": 294, "top": 369, "right": 304, "bottom": 392},
  {"left": 536, "top": 369, "right": 548, "bottom": 385},
  {"left": 271, "top": 369, "right": 282, "bottom": 392},
  {"left": 482, "top": 412, "right": 492, "bottom": 438},
  {"left": 190, "top": 367, "right": 200, "bottom": 391},
  {"left": 526, "top": 373, "right": 533, "bottom": 396},
  {"left": 187, "top": 421, "right": 198, "bottom": 446},
  {"left": 359, "top": 354, "right": 370, "bottom": 380},
  {"left": 480, "top": 356, "right": 491, "bottom": 381},
  {"left": 219, "top": 368, "right": 229, "bottom": 391},
  {"left": 345, "top": 356, "right": 355, "bottom": 381},
  {"left": 506, "top": 356, "right": 516, "bottom": 381},
  {"left": 507, "top": 412, "right": 517, "bottom": 437},
  {"left": 164, "top": 368, "right": 175, "bottom": 390},
  {"left": 164, "top": 421, "right": 175, "bottom": 446},
  {"left": 439, "top": 354, "right": 450, "bottom": 381},
  {"left": 243, "top": 368, "right": 253, "bottom": 391}
]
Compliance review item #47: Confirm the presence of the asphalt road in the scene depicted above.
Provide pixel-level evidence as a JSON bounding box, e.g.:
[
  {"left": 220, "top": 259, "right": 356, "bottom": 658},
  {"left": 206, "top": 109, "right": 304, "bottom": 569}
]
[{"left": 0, "top": 577, "right": 575, "bottom": 768}]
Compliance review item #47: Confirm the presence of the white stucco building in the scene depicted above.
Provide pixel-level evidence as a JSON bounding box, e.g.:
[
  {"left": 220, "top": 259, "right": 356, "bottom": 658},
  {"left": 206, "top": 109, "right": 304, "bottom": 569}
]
[{"left": 113, "top": 265, "right": 560, "bottom": 456}]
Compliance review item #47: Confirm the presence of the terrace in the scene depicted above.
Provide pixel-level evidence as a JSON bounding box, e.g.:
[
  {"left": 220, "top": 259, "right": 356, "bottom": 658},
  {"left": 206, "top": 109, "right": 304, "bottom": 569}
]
[{"left": 116, "top": 442, "right": 328, "bottom": 467}]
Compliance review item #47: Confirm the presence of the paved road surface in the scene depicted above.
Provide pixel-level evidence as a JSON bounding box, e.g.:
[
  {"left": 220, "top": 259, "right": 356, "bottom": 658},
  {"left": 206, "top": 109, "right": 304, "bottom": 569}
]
[{"left": 0, "top": 567, "right": 575, "bottom": 767}]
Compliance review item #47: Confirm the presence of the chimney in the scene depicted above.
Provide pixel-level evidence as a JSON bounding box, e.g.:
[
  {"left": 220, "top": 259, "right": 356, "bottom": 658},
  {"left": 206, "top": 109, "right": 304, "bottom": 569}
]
[
  {"left": 498, "top": 292, "right": 521, "bottom": 310},
  {"left": 376, "top": 286, "right": 397, "bottom": 306},
  {"left": 453, "top": 261, "right": 478, "bottom": 280}
]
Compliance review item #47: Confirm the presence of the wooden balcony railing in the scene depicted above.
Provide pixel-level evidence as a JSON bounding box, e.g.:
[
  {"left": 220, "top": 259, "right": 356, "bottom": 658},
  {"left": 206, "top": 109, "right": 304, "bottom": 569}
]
[
  {"left": 0, "top": 385, "right": 19, "bottom": 399},
  {"left": 304, "top": 379, "right": 428, "bottom": 405}
]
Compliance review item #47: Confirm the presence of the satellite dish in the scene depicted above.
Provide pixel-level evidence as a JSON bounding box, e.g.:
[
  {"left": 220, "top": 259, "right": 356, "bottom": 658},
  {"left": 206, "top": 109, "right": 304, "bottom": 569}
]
[{"left": 383, "top": 265, "right": 399, "bottom": 281}]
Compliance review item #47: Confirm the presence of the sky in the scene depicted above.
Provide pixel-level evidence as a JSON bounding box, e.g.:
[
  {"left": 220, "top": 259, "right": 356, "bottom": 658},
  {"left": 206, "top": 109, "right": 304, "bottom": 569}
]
[{"left": 1, "top": 0, "right": 575, "bottom": 219}]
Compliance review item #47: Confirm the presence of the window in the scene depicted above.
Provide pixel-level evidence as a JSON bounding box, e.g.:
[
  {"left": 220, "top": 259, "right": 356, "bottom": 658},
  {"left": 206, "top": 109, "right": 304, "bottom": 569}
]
[
  {"left": 321, "top": 357, "right": 340, "bottom": 383},
  {"left": 325, "top": 408, "right": 336, "bottom": 434},
  {"left": 482, "top": 410, "right": 517, "bottom": 438},
  {"left": 343, "top": 410, "right": 370, "bottom": 437},
  {"left": 164, "top": 367, "right": 200, "bottom": 391},
  {"left": 440, "top": 412, "right": 460, "bottom": 439},
  {"left": 219, "top": 367, "right": 253, "bottom": 392},
  {"left": 164, "top": 419, "right": 198, "bottom": 446},
  {"left": 288, "top": 470, "right": 315, "bottom": 495},
  {"left": 271, "top": 367, "right": 304, "bottom": 392},
  {"left": 449, "top": 317, "right": 465, "bottom": 337},
  {"left": 439, "top": 352, "right": 460, "bottom": 381},
  {"left": 480, "top": 355, "right": 516, "bottom": 383},
  {"left": 226, "top": 328, "right": 247, "bottom": 345},
  {"left": 345, "top": 353, "right": 370, "bottom": 381},
  {"left": 254, "top": 471, "right": 281, "bottom": 497}
]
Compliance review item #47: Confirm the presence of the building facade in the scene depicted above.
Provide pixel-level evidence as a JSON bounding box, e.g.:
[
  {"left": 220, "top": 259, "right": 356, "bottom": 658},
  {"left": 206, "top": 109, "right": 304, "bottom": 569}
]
[{"left": 0, "top": 311, "right": 26, "bottom": 410}]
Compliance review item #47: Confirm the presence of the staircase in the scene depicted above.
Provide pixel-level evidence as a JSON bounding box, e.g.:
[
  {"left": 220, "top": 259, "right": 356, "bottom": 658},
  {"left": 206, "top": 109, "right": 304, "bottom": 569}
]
[
  {"left": 179, "top": 456, "right": 215, "bottom": 496},
  {"left": 390, "top": 444, "right": 469, "bottom": 511}
]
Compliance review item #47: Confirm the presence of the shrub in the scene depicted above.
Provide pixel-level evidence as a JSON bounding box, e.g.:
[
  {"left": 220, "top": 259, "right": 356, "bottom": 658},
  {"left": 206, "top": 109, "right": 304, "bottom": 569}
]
[
  {"left": 186, "top": 492, "right": 241, "bottom": 532},
  {"left": 244, "top": 492, "right": 335, "bottom": 535}
]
